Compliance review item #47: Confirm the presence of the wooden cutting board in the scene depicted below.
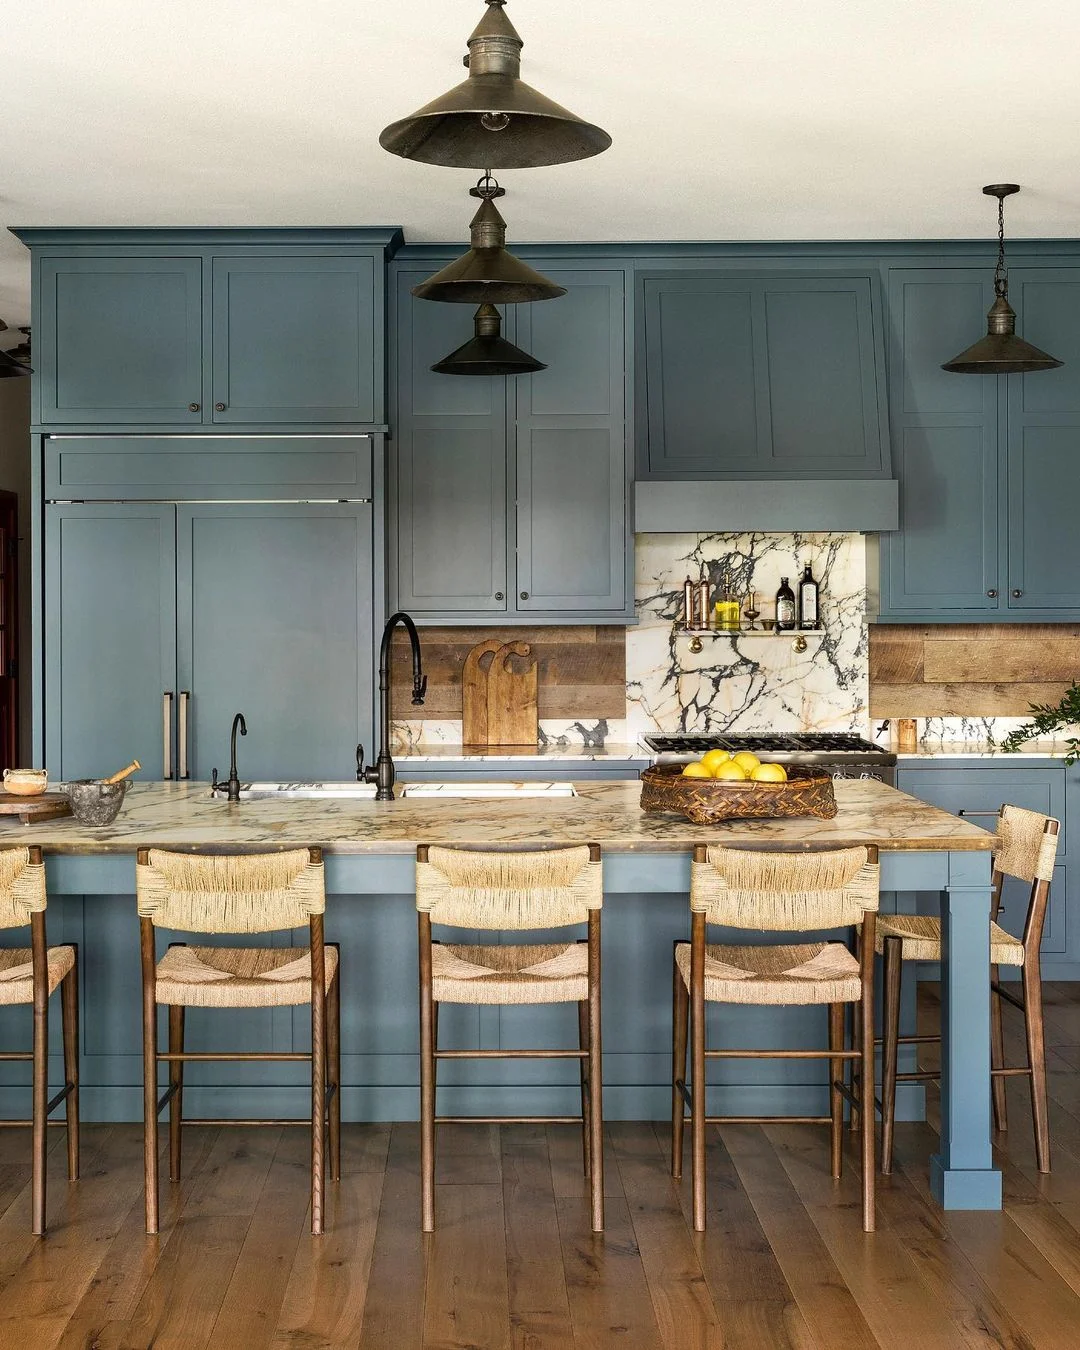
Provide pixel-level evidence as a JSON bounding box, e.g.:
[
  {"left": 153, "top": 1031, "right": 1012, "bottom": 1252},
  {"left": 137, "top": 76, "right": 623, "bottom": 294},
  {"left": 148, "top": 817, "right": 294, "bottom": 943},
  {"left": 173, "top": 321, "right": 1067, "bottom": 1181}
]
[
  {"left": 461, "top": 639, "right": 539, "bottom": 748},
  {"left": 0, "top": 792, "right": 72, "bottom": 825}
]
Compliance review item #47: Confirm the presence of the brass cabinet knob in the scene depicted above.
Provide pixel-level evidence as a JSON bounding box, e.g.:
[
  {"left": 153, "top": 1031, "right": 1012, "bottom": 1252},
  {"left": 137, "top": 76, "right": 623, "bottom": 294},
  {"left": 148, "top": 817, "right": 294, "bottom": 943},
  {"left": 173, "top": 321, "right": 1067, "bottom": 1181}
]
[
  {"left": 1012, "top": 589, "right": 1023, "bottom": 598},
  {"left": 214, "top": 402, "right": 227, "bottom": 412},
  {"left": 986, "top": 589, "right": 997, "bottom": 598},
  {"left": 520, "top": 591, "right": 529, "bottom": 600},
  {"left": 188, "top": 402, "right": 200, "bottom": 412}
]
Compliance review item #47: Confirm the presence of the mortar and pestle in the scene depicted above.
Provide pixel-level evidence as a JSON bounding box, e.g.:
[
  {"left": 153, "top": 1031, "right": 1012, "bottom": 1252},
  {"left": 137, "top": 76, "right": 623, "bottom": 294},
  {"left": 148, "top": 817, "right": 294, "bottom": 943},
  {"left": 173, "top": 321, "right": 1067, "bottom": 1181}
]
[{"left": 64, "top": 760, "right": 141, "bottom": 825}]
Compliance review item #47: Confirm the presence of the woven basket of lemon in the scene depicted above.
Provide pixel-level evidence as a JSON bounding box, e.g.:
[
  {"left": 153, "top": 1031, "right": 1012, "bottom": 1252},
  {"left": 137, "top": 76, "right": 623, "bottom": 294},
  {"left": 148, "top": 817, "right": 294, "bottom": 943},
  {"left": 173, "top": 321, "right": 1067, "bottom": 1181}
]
[{"left": 639, "top": 748, "right": 837, "bottom": 824}]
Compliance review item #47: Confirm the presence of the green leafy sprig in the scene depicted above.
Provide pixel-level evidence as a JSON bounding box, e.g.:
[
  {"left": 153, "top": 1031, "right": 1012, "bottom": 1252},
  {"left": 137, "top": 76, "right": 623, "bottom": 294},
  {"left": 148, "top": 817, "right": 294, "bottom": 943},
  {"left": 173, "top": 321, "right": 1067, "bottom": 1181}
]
[{"left": 997, "top": 681, "right": 1080, "bottom": 764}]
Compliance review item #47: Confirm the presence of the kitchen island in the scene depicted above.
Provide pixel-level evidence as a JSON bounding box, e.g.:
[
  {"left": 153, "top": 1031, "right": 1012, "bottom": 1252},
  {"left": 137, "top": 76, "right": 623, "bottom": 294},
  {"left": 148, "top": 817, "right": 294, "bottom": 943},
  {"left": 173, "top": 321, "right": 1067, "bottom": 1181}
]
[{"left": 0, "top": 778, "right": 999, "bottom": 1209}]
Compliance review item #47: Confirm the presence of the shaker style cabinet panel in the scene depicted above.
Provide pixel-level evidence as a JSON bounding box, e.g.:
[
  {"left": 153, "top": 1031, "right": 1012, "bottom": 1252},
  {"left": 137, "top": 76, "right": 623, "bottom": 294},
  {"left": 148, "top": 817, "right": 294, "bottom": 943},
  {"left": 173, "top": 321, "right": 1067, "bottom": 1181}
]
[
  {"left": 637, "top": 270, "right": 889, "bottom": 479},
  {"left": 44, "top": 504, "right": 178, "bottom": 780},
  {"left": 210, "top": 255, "right": 376, "bottom": 423},
  {"left": 176, "top": 504, "right": 373, "bottom": 780},
  {"left": 37, "top": 257, "right": 204, "bottom": 425}
]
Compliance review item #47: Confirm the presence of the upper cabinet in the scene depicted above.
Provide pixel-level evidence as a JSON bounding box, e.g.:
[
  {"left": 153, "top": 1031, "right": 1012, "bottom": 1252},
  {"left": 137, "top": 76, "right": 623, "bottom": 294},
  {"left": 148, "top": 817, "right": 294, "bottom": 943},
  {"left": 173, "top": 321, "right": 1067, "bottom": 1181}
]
[
  {"left": 875, "top": 263, "right": 1080, "bottom": 622},
  {"left": 636, "top": 269, "right": 891, "bottom": 480},
  {"left": 390, "top": 263, "right": 631, "bottom": 624},
  {"left": 21, "top": 229, "right": 399, "bottom": 428}
]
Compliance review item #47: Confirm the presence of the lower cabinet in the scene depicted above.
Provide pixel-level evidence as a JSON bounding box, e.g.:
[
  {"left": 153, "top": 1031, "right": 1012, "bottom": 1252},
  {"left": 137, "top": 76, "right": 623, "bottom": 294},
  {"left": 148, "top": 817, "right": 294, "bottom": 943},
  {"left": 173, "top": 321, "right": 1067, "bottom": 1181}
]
[
  {"left": 45, "top": 502, "right": 374, "bottom": 782},
  {"left": 897, "top": 763, "right": 1076, "bottom": 974}
]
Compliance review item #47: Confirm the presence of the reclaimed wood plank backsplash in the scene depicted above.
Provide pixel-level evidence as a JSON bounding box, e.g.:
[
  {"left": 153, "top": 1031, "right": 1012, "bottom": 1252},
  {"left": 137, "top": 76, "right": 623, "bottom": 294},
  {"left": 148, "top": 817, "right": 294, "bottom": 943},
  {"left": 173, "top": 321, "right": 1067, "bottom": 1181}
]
[{"left": 869, "top": 625, "right": 1080, "bottom": 716}]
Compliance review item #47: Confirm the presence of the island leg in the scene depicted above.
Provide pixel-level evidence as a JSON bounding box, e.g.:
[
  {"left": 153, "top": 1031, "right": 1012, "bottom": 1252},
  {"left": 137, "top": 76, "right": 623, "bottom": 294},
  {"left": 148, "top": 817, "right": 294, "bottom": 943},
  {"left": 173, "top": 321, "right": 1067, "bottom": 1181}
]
[{"left": 930, "top": 850, "right": 1002, "bottom": 1210}]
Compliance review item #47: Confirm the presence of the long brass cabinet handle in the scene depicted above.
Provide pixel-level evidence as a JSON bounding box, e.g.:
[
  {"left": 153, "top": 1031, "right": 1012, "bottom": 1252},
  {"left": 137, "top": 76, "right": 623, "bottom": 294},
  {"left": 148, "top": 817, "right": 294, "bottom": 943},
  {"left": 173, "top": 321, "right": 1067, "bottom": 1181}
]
[
  {"left": 178, "top": 691, "right": 190, "bottom": 780},
  {"left": 163, "top": 691, "right": 174, "bottom": 780}
]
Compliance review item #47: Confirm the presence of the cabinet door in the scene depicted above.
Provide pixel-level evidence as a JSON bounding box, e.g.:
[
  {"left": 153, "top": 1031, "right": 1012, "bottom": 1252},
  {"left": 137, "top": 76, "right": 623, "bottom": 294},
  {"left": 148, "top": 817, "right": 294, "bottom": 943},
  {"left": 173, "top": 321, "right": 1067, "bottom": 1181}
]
[
  {"left": 514, "top": 271, "right": 627, "bottom": 611},
  {"left": 37, "top": 257, "right": 203, "bottom": 424},
  {"left": 392, "top": 272, "right": 507, "bottom": 614},
  {"left": 45, "top": 504, "right": 177, "bottom": 780},
  {"left": 637, "top": 270, "right": 888, "bottom": 478},
  {"left": 177, "top": 505, "right": 373, "bottom": 781},
  {"left": 1006, "top": 270, "right": 1080, "bottom": 611},
  {"left": 880, "top": 270, "right": 1001, "bottom": 614},
  {"left": 211, "top": 255, "right": 376, "bottom": 423}
]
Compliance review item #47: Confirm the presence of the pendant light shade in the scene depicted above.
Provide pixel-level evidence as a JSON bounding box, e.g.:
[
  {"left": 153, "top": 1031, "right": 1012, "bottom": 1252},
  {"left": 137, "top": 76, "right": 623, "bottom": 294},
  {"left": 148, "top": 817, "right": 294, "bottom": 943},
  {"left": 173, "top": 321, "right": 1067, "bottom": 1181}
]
[
  {"left": 412, "top": 177, "right": 566, "bottom": 305},
  {"left": 431, "top": 304, "right": 545, "bottom": 376},
  {"left": 379, "top": 0, "right": 611, "bottom": 170},
  {"left": 943, "top": 185, "right": 1063, "bottom": 375},
  {"left": 0, "top": 320, "right": 31, "bottom": 377}
]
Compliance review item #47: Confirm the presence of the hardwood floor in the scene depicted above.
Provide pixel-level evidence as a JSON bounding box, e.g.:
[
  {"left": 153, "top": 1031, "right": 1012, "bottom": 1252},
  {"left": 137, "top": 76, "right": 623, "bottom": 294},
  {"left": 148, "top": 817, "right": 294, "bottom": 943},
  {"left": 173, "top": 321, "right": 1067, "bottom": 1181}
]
[{"left": 4, "top": 987, "right": 1080, "bottom": 1348}]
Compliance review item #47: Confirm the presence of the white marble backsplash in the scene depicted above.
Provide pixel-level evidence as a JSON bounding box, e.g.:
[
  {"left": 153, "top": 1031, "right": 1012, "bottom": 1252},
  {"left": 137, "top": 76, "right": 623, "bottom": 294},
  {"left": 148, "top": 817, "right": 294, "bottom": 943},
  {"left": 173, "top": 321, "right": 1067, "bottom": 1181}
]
[
  {"left": 918, "top": 716, "right": 1043, "bottom": 747},
  {"left": 627, "top": 532, "right": 869, "bottom": 739}
]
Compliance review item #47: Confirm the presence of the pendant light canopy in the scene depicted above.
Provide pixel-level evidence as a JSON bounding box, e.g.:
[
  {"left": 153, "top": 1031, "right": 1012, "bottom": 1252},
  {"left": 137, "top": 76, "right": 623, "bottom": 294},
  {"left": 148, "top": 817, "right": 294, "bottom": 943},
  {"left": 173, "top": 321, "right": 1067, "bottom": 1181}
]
[
  {"left": 379, "top": 0, "right": 611, "bottom": 170},
  {"left": 431, "top": 303, "right": 545, "bottom": 376},
  {"left": 412, "top": 174, "right": 566, "bottom": 305},
  {"left": 943, "top": 185, "right": 1063, "bottom": 375}
]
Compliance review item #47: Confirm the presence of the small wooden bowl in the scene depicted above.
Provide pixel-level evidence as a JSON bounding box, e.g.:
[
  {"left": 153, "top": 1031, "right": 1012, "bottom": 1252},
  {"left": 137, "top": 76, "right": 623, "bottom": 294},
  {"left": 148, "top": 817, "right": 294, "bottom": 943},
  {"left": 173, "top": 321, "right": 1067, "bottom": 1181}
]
[
  {"left": 3, "top": 768, "right": 48, "bottom": 797},
  {"left": 640, "top": 763, "right": 837, "bottom": 824}
]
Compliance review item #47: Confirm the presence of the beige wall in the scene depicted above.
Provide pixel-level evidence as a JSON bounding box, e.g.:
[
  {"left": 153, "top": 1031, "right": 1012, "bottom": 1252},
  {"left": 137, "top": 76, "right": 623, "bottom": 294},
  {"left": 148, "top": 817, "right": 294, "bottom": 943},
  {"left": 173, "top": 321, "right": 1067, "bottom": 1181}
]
[{"left": 0, "top": 380, "right": 31, "bottom": 759}]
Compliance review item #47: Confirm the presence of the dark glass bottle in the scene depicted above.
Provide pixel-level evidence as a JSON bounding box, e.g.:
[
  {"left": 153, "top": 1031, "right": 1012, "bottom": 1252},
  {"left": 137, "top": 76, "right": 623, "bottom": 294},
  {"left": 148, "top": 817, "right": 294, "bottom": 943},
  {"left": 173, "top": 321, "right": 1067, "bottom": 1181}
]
[
  {"left": 775, "top": 576, "right": 796, "bottom": 631},
  {"left": 798, "top": 562, "right": 820, "bottom": 630}
]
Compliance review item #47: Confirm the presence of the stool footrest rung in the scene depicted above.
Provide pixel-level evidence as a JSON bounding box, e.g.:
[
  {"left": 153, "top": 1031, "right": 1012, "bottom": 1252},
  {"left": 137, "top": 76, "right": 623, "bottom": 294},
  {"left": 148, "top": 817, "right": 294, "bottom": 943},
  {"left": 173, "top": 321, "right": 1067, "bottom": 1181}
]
[{"left": 434, "top": 1114, "right": 583, "bottom": 1125}]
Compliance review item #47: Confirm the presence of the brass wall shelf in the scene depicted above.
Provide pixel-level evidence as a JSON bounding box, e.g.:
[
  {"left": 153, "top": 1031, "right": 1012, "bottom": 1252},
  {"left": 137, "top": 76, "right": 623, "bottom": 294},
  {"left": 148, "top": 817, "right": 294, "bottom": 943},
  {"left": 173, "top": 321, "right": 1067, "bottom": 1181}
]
[{"left": 675, "top": 626, "right": 825, "bottom": 655}]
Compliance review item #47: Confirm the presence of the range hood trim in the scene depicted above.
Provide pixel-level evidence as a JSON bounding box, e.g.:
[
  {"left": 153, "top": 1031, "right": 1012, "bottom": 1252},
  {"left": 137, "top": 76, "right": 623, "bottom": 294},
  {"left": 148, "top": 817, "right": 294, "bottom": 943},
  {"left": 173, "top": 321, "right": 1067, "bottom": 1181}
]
[{"left": 633, "top": 479, "right": 899, "bottom": 534}]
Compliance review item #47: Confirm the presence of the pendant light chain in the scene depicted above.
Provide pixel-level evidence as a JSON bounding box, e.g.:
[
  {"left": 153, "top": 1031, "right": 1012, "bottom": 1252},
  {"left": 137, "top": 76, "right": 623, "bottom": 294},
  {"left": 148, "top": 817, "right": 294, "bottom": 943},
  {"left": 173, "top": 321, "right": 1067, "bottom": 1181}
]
[{"left": 994, "top": 193, "right": 1009, "bottom": 299}]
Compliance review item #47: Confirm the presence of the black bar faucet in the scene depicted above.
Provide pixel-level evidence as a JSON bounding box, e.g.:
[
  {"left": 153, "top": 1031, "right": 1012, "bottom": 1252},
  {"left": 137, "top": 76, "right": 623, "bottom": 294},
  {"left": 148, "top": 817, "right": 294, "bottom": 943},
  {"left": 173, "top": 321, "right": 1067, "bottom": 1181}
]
[
  {"left": 211, "top": 711, "right": 247, "bottom": 802},
  {"left": 357, "top": 613, "right": 426, "bottom": 801}
]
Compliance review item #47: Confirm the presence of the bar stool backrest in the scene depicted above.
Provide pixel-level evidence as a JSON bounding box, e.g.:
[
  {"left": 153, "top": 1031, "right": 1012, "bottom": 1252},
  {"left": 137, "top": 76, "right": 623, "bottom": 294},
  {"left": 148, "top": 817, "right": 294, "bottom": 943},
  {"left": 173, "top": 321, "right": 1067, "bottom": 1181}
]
[
  {"left": 995, "top": 805, "right": 1060, "bottom": 887},
  {"left": 691, "top": 844, "right": 879, "bottom": 931},
  {"left": 416, "top": 844, "right": 602, "bottom": 930},
  {"left": 0, "top": 847, "right": 46, "bottom": 929},
  {"left": 136, "top": 847, "right": 325, "bottom": 933}
]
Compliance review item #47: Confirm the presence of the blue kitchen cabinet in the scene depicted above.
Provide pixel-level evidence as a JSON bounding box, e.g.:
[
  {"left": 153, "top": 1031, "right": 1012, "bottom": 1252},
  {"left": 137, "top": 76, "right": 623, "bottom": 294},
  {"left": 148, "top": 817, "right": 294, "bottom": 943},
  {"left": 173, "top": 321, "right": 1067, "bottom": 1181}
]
[
  {"left": 36, "top": 256, "right": 204, "bottom": 425},
  {"left": 897, "top": 764, "right": 1074, "bottom": 972},
  {"left": 44, "top": 502, "right": 374, "bottom": 783},
  {"left": 389, "top": 262, "right": 632, "bottom": 623},
  {"left": 636, "top": 270, "right": 890, "bottom": 480},
  {"left": 210, "top": 255, "right": 377, "bottom": 423}
]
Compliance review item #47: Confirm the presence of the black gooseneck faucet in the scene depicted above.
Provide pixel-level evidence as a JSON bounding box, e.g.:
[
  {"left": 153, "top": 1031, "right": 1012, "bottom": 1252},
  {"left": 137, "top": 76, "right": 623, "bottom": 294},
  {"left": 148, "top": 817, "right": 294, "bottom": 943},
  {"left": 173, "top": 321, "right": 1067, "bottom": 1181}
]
[
  {"left": 211, "top": 711, "right": 248, "bottom": 802},
  {"left": 357, "top": 612, "right": 426, "bottom": 801}
]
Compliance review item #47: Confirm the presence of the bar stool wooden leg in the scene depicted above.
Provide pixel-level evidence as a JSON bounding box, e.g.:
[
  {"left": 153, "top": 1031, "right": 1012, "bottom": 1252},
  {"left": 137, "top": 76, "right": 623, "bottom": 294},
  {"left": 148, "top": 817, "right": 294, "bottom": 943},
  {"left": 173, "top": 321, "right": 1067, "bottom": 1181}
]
[
  {"left": 168, "top": 1006, "right": 185, "bottom": 1183},
  {"left": 310, "top": 930, "right": 327, "bottom": 1237},
  {"left": 140, "top": 919, "right": 160, "bottom": 1235},
  {"left": 671, "top": 946, "right": 689, "bottom": 1180},
  {"left": 828, "top": 1002, "right": 844, "bottom": 1180},
  {"left": 577, "top": 999, "right": 591, "bottom": 1178},
  {"left": 61, "top": 946, "right": 80, "bottom": 1183},
  {"left": 418, "top": 914, "right": 436, "bottom": 1233},
  {"left": 990, "top": 968, "right": 1008, "bottom": 1133},
  {"left": 879, "top": 934, "right": 902, "bottom": 1175},
  {"left": 1022, "top": 962, "right": 1051, "bottom": 1173},
  {"left": 30, "top": 933, "right": 48, "bottom": 1236},
  {"left": 327, "top": 963, "right": 341, "bottom": 1184},
  {"left": 860, "top": 917, "right": 876, "bottom": 1233},
  {"left": 587, "top": 912, "right": 604, "bottom": 1233},
  {"left": 848, "top": 945, "right": 862, "bottom": 1136},
  {"left": 690, "top": 912, "right": 707, "bottom": 1232}
]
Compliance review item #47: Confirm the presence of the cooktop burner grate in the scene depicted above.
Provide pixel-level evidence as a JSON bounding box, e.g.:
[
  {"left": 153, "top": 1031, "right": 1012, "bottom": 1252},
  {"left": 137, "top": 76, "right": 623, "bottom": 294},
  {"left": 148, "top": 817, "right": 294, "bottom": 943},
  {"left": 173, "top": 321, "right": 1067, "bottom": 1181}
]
[{"left": 643, "top": 732, "right": 889, "bottom": 756}]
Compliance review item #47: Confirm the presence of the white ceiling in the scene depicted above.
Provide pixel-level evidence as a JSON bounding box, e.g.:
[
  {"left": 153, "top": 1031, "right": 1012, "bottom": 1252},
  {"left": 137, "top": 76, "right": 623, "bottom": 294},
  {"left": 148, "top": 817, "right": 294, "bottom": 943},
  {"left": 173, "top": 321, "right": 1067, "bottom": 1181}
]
[{"left": 2, "top": 0, "right": 1079, "bottom": 325}]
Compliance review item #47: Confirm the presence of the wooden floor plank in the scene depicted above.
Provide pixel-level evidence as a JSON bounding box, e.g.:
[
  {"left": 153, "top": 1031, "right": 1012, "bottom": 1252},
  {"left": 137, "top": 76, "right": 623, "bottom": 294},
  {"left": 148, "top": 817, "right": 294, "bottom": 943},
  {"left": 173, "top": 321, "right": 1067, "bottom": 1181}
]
[
  {"left": 500, "top": 1123, "right": 575, "bottom": 1350},
  {"left": 422, "top": 1182, "right": 512, "bottom": 1350},
  {"left": 557, "top": 1194, "right": 664, "bottom": 1350},
  {"left": 356, "top": 1124, "right": 427, "bottom": 1350},
  {"left": 548, "top": 1120, "right": 624, "bottom": 1201}
]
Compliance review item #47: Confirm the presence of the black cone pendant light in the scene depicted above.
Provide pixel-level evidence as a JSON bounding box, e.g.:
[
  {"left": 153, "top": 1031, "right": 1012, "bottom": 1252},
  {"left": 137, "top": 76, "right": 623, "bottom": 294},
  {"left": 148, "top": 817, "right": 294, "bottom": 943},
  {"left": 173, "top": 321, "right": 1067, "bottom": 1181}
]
[
  {"left": 412, "top": 174, "right": 566, "bottom": 305},
  {"left": 379, "top": 0, "right": 610, "bottom": 170},
  {"left": 0, "top": 320, "right": 31, "bottom": 377},
  {"left": 943, "top": 185, "right": 1063, "bottom": 375},
  {"left": 431, "top": 304, "right": 545, "bottom": 376}
]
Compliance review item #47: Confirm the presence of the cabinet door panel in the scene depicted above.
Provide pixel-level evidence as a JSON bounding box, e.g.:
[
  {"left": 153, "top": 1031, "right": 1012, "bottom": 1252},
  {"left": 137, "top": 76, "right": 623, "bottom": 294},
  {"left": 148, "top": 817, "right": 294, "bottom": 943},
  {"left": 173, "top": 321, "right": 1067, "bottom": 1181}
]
[
  {"left": 45, "top": 504, "right": 177, "bottom": 779},
  {"left": 177, "top": 504, "right": 372, "bottom": 780},
  {"left": 38, "top": 257, "right": 203, "bottom": 424},
  {"left": 211, "top": 256, "right": 376, "bottom": 422}
]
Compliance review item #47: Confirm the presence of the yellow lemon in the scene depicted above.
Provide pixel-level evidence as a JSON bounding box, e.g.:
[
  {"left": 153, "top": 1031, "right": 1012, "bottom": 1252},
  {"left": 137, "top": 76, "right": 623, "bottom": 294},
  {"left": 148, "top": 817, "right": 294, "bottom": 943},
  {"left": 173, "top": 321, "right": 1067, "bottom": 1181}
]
[
  {"left": 750, "top": 762, "right": 788, "bottom": 783},
  {"left": 731, "top": 751, "right": 761, "bottom": 773},
  {"left": 713, "top": 761, "right": 748, "bottom": 781},
  {"left": 681, "top": 761, "right": 711, "bottom": 778},
  {"left": 700, "top": 748, "right": 731, "bottom": 775}
]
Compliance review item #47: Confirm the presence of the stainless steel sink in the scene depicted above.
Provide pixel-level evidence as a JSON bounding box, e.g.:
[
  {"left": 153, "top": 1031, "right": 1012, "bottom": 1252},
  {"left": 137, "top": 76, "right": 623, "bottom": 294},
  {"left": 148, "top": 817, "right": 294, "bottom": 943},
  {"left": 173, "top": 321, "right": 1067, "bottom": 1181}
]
[
  {"left": 209, "top": 781, "right": 379, "bottom": 802},
  {"left": 401, "top": 782, "right": 577, "bottom": 798}
]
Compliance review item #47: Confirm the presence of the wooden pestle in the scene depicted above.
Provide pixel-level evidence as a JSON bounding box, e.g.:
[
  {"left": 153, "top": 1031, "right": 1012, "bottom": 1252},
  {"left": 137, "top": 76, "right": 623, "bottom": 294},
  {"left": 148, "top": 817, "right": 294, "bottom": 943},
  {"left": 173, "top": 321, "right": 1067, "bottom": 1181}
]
[{"left": 102, "top": 759, "right": 141, "bottom": 786}]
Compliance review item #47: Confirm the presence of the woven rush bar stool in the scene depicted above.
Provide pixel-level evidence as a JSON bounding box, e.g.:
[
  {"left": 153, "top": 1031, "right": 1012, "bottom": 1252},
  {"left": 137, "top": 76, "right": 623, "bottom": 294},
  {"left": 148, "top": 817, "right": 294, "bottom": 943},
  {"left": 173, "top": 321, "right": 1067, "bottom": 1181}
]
[
  {"left": 879, "top": 804, "right": 1060, "bottom": 1174},
  {"left": 672, "top": 843, "right": 879, "bottom": 1233},
  {"left": 0, "top": 845, "right": 79, "bottom": 1235},
  {"left": 415, "top": 843, "right": 603, "bottom": 1233},
  {"left": 136, "top": 846, "right": 340, "bottom": 1234}
]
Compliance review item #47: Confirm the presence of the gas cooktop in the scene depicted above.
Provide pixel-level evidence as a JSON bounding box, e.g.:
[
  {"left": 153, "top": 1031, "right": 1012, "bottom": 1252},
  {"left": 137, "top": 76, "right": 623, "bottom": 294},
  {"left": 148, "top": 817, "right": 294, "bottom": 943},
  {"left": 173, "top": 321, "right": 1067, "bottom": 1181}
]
[{"left": 642, "top": 732, "right": 895, "bottom": 765}]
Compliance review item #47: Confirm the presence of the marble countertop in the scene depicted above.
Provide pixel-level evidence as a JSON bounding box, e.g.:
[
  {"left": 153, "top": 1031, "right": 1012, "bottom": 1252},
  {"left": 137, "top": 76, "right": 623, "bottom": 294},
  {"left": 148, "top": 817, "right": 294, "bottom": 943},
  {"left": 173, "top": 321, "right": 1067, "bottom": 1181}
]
[
  {"left": 393, "top": 742, "right": 648, "bottom": 763},
  {"left": 898, "top": 741, "right": 1076, "bottom": 760},
  {"left": 5, "top": 779, "right": 994, "bottom": 856}
]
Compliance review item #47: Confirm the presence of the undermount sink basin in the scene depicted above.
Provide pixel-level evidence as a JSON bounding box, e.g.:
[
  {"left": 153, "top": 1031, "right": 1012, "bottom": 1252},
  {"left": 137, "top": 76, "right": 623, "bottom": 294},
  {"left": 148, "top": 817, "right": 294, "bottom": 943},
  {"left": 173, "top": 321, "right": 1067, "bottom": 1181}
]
[
  {"left": 210, "top": 781, "right": 379, "bottom": 802},
  {"left": 400, "top": 782, "right": 577, "bottom": 798}
]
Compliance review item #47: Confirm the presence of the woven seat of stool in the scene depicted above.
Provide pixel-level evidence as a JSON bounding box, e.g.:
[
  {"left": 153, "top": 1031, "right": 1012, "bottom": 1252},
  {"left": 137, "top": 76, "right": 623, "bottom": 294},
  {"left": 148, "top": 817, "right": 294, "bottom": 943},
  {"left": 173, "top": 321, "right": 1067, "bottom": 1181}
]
[
  {"left": 433, "top": 941, "right": 586, "bottom": 1004},
  {"left": 675, "top": 939, "right": 861, "bottom": 1005},
  {"left": 0, "top": 945, "right": 75, "bottom": 1005},
  {"left": 875, "top": 914, "right": 1024, "bottom": 966},
  {"left": 154, "top": 944, "right": 339, "bottom": 1008}
]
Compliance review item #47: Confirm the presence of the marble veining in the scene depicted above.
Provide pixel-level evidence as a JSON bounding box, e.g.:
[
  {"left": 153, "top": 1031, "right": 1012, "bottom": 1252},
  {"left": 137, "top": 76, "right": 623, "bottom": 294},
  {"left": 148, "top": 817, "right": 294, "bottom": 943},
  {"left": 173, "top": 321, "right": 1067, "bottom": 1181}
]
[
  {"left": 628, "top": 532, "right": 868, "bottom": 739},
  {"left": 6, "top": 780, "right": 993, "bottom": 856}
]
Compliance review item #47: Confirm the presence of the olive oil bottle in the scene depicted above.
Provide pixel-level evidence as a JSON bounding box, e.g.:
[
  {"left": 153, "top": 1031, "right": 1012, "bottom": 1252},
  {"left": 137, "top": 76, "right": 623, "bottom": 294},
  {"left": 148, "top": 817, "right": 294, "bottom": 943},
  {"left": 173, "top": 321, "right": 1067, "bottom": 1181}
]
[
  {"left": 775, "top": 577, "right": 796, "bottom": 631},
  {"left": 797, "top": 562, "right": 820, "bottom": 630}
]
